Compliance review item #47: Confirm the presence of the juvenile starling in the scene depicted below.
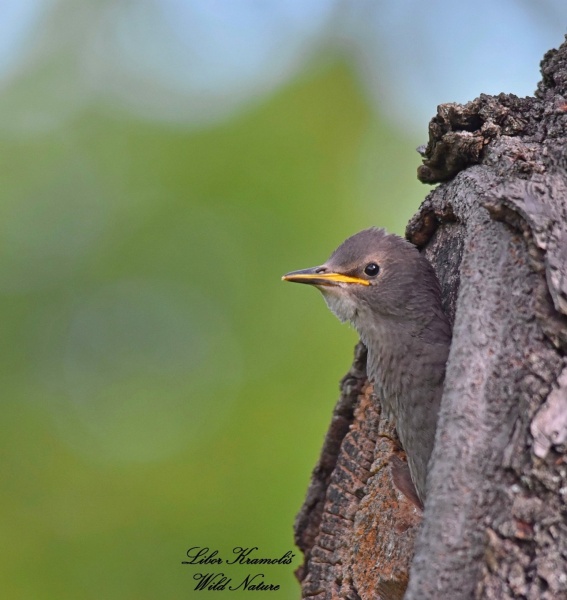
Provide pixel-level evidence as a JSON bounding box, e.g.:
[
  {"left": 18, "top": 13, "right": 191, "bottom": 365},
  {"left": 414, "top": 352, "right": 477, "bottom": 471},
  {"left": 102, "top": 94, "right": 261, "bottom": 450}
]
[{"left": 282, "top": 228, "right": 451, "bottom": 504}]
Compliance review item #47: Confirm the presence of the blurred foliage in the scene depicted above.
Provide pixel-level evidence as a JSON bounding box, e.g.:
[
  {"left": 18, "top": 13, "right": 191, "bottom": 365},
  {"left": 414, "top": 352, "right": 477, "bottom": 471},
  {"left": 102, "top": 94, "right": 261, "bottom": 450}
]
[{"left": 0, "top": 61, "right": 426, "bottom": 598}]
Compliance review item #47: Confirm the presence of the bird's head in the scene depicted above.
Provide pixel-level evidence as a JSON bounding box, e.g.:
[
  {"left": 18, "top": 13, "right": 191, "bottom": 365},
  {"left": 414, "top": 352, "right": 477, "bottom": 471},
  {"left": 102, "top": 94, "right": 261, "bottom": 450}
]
[{"left": 282, "top": 228, "right": 443, "bottom": 334}]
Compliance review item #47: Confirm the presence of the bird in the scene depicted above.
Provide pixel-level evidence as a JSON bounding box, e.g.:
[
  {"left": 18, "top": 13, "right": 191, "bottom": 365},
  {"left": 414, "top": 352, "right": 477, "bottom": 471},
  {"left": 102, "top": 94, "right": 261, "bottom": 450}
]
[{"left": 282, "top": 227, "right": 451, "bottom": 505}]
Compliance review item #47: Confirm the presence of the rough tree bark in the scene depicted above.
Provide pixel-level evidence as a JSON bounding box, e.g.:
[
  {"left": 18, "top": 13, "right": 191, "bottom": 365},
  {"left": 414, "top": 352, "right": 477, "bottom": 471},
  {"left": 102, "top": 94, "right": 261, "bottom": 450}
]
[{"left": 294, "top": 37, "right": 567, "bottom": 600}]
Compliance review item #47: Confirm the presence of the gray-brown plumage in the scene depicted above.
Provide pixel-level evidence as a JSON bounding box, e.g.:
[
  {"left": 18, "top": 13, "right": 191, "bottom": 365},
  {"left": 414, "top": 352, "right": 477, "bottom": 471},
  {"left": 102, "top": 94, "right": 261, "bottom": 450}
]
[{"left": 282, "top": 227, "right": 452, "bottom": 504}]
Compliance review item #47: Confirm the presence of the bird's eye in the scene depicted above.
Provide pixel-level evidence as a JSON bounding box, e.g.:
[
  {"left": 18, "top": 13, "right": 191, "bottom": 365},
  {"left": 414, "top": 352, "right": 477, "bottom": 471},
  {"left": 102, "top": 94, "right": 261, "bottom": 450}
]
[{"left": 364, "top": 263, "right": 380, "bottom": 277}]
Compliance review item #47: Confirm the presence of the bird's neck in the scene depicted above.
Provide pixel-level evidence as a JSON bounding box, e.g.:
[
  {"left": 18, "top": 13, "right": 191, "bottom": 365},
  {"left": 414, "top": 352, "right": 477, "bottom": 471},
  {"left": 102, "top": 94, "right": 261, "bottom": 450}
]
[
  {"left": 356, "top": 313, "right": 450, "bottom": 416},
  {"left": 360, "top": 321, "right": 415, "bottom": 399}
]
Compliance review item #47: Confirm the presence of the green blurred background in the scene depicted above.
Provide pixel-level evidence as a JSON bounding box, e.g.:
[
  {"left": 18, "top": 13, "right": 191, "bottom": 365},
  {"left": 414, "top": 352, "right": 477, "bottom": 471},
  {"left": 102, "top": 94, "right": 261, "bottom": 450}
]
[{"left": 0, "top": 2, "right": 564, "bottom": 598}]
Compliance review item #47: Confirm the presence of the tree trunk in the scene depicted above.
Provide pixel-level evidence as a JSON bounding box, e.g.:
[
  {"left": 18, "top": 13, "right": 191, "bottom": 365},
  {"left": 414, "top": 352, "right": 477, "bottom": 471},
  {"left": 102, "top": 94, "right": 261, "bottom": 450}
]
[{"left": 294, "top": 36, "right": 567, "bottom": 600}]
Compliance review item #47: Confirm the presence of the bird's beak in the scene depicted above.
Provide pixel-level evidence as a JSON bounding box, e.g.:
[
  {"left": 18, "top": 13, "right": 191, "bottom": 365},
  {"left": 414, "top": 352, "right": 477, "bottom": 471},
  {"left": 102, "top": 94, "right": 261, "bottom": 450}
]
[{"left": 282, "top": 266, "right": 369, "bottom": 287}]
